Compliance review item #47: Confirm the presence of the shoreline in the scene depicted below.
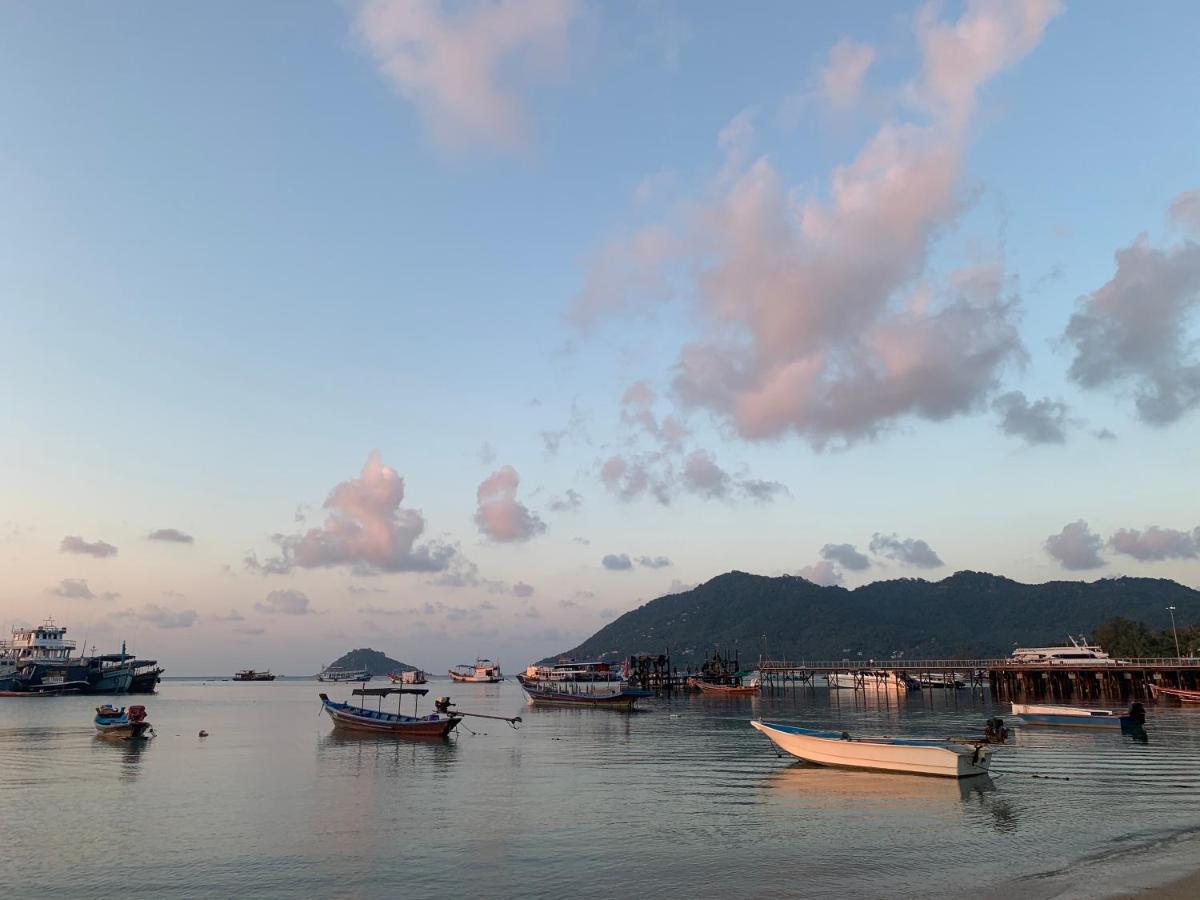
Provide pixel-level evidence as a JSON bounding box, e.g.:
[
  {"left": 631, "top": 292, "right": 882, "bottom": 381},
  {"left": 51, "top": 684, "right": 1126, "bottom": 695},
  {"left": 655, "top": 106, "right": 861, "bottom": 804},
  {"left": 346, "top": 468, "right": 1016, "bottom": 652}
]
[{"left": 984, "top": 828, "right": 1200, "bottom": 899}]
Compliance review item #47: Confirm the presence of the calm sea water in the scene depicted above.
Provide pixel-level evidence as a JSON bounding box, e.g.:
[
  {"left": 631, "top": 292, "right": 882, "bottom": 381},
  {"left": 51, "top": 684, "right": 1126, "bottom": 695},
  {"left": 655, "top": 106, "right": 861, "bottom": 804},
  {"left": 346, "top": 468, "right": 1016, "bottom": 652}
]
[{"left": 2, "top": 679, "right": 1199, "bottom": 899}]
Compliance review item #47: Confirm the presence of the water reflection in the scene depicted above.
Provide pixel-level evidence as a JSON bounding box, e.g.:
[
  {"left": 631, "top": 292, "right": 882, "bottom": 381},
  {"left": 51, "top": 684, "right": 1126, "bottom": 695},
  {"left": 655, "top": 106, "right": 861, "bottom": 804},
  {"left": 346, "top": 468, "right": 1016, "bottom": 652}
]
[
  {"left": 90, "top": 732, "right": 152, "bottom": 780},
  {"left": 763, "top": 764, "right": 996, "bottom": 808}
]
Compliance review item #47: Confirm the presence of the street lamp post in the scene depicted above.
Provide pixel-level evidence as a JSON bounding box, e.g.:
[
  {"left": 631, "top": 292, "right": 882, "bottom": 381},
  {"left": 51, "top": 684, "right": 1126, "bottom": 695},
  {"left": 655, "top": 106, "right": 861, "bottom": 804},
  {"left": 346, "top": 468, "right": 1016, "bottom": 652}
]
[{"left": 1166, "top": 605, "right": 1181, "bottom": 658}]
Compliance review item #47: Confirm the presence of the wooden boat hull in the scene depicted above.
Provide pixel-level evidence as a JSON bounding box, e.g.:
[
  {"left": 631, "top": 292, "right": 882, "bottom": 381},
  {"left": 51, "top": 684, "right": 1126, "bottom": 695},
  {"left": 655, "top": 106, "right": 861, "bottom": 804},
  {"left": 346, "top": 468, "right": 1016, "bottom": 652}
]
[
  {"left": 518, "top": 678, "right": 653, "bottom": 709},
  {"left": 448, "top": 672, "right": 501, "bottom": 683},
  {"left": 1150, "top": 685, "right": 1200, "bottom": 703},
  {"left": 1011, "top": 703, "right": 1127, "bottom": 728},
  {"left": 750, "top": 720, "right": 991, "bottom": 778},
  {"left": 95, "top": 721, "right": 153, "bottom": 739},
  {"left": 320, "top": 696, "right": 459, "bottom": 737},
  {"left": 691, "top": 679, "right": 759, "bottom": 696}
]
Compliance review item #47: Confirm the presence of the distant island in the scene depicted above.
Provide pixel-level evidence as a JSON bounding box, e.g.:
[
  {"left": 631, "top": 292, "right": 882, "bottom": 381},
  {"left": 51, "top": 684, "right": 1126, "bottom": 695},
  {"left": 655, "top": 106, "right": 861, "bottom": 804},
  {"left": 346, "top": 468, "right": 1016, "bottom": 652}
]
[
  {"left": 548, "top": 570, "right": 1200, "bottom": 666},
  {"left": 326, "top": 648, "right": 419, "bottom": 676}
]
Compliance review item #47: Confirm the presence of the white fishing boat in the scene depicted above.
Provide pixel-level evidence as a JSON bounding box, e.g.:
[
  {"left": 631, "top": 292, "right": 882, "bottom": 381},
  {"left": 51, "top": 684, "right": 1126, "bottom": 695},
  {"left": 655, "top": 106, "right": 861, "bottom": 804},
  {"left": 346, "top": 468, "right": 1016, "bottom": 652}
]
[
  {"left": 1008, "top": 636, "right": 1123, "bottom": 666},
  {"left": 317, "top": 665, "right": 371, "bottom": 683},
  {"left": 826, "top": 671, "right": 919, "bottom": 691},
  {"left": 1010, "top": 702, "right": 1131, "bottom": 729},
  {"left": 449, "top": 659, "right": 503, "bottom": 683},
  {"left": 750, "top": 720, "right": 992, "bottom": 778}
]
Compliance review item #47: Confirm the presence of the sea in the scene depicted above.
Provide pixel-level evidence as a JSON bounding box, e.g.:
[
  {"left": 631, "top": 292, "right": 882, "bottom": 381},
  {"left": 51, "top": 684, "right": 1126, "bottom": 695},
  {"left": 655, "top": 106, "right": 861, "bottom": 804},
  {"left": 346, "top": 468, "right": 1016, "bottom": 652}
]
[{"left": 2, "top": 679, "right": 1199, "bottom": 899}]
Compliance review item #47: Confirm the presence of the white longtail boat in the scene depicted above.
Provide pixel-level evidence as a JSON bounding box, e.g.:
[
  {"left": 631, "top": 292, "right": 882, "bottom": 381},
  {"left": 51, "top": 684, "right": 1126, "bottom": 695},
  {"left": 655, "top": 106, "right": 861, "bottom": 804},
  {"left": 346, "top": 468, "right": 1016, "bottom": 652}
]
[
  {"left": 1010, "top": 703, "right": 1130, "bottom": 729},
  {"left": 1150, "top": 685, "right": 1200, "bottom": 703},
  {"left": 750, "top": 720, "right": 992, "bottom": 778}
]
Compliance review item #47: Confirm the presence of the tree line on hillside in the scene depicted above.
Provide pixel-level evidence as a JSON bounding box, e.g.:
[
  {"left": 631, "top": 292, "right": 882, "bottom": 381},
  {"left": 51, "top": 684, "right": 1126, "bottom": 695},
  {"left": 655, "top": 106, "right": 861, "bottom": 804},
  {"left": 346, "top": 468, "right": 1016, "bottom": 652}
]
[{"left": 1093, "top": 617, "right": 1200, "bottom": 659}]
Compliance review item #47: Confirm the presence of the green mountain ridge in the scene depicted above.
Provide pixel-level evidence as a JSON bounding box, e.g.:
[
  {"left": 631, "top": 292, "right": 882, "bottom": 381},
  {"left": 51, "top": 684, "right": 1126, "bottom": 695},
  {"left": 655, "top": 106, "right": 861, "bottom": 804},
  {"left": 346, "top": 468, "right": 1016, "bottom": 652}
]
[
  {"left": 327, "top": 648, "right": 417, "bottom": 675},
  {"left": 548, "top": 570, "right": 1200, "bottom": 665}
]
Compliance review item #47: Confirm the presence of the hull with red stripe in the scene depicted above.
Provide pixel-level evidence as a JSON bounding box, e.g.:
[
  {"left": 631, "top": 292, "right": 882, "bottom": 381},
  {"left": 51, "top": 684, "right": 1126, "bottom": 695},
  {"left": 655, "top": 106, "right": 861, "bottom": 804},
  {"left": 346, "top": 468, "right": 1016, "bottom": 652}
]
[{"left": 321, "top": 697, "right": 460, "bottom": 737}]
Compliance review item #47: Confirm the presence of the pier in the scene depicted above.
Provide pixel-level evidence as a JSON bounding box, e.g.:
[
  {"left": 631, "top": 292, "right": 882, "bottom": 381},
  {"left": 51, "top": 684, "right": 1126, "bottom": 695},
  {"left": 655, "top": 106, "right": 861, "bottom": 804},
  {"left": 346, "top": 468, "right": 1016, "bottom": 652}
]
[{"left": 758, "top": 657, "right": 1200, "bottom": 700}]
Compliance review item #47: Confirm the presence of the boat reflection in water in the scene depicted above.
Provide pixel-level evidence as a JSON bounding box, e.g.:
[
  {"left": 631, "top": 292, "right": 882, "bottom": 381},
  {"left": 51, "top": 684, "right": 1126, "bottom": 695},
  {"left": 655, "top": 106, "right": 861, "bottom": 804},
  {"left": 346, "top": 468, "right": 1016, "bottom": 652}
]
[{"left": 762, "top": 765, "right": 997, "bottom": 808}]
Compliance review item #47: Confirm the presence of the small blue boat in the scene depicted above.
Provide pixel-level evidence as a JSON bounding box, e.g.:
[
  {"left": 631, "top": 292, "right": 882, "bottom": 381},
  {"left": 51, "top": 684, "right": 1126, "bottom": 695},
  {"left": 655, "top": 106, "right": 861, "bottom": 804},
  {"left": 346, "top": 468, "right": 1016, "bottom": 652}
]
[
  {"left": 1011, "top": 703, "right": 1128, "bottom": 729},
  {"left": 94, "top": 704, "right": 154, "bottom": 739}
]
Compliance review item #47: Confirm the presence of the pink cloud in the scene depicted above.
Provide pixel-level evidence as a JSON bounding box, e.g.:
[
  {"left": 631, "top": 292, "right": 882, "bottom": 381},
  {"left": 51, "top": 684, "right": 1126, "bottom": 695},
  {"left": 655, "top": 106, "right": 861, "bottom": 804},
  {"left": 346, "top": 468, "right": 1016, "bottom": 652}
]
[
  {"left": 573, "top": 1, "right": 1057, "bottom": 448},
  {"left": 249, "top": 451, "right": 453, "bottom": 574},
  {"left": 353, "top": 0, "right": 581, "bottom": 151},
  {"left": 821, "top": 39, "right": 875, "bottom": 108},
  {"left": 474, "top": 465, "right": 546, "bottom": 542}
]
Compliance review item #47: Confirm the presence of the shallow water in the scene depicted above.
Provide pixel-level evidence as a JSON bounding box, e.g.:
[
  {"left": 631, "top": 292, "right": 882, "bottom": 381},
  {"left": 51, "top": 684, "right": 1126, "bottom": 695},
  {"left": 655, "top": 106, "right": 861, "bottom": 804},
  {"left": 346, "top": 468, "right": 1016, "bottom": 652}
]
[{"left": 1, "top": 680, "right": 1198, "bottom": 898}]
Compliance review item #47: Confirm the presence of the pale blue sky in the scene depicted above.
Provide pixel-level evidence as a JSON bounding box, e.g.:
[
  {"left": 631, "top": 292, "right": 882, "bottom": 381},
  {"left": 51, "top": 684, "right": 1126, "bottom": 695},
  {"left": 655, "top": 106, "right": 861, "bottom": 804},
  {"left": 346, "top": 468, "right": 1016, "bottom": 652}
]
[{"left": 2, "top": 1, "right": 1198, "bottom": 673}]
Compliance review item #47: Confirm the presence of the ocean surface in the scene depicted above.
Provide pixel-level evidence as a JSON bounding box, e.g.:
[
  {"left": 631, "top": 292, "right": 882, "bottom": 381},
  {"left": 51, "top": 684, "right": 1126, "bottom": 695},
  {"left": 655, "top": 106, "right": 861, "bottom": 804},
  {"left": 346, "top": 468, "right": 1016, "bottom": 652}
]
[{"left": 2, "top": 679, "right": 1199, "bottom": 899}]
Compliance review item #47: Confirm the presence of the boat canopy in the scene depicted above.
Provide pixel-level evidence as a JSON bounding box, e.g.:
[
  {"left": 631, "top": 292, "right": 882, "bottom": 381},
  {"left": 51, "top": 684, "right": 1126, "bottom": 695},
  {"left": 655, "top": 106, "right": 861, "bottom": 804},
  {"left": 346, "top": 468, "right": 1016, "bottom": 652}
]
[{"left": 352, "top": 687, "right": 429, "bottom": 697}]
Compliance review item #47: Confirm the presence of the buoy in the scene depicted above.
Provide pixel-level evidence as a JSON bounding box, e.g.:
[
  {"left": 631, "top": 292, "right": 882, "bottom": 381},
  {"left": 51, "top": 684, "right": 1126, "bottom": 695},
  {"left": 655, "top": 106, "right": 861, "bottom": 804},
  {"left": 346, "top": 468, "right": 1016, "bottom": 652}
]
[{"left": 198, "top": 730, "right": 209, "bottom": 737}]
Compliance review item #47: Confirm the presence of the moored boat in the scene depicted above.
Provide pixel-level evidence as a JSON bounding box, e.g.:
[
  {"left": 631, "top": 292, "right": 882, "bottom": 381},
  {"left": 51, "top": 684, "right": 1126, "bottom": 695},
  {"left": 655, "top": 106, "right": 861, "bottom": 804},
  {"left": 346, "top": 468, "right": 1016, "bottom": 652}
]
[
  {"left": 449, "top": 658, "right": 502, "bottom": 683},
  {"left": 94, "top": 704, "right": 154, "bottom": 739},
  {"left": 388, "top": 669, "right": 427, "bottom": 685},
  {"left": 826, "top": 671, "right": 920, "bottom": 691},
  {"left": 1008, "top": 636, "right": 1124, "bottom": 666},
  {"left": 320, "top": 687, "right": 460, "bottom": 737},
  {"left": 1010, "top": 702, "right": 1130, "bottom": 728},
  {"left": 518, "top": 660, "right": 652, "bottom": 709},
  {"left": 317, "top": 665, "right": 371, "bottom": 682},
  {"left": 1150, "top": 685, "right": 1200, "bottom": 703},
  {"left": 233, "top": 669, "right": 276, "bottom": 681},
  {"left": 750, "top": 719, "right": 992, "bottom": 778},
  {"left": 690, "top": 676, "right": 760, "bottom": 695}
]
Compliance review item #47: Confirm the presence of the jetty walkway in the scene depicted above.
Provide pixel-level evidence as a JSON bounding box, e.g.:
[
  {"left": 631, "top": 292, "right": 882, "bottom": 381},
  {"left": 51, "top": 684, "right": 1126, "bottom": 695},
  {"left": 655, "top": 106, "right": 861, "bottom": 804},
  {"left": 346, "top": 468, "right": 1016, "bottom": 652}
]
[{"left": 758, "top": 657, "right": 1200, "bottom": 700}]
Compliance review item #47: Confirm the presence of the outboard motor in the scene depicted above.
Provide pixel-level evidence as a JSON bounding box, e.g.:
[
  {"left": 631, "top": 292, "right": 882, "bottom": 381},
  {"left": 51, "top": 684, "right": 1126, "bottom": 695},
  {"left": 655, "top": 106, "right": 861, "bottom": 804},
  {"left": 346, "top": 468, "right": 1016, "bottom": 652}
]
[
  {"left": 1128, "top": 702, "right": 1146, "bottom": 727},
  {"left": 984, "top": 717, "right": 1009, "bottom": 744},
  {"left": 434, "top": 696, "right": 456, "bottom": 714}
]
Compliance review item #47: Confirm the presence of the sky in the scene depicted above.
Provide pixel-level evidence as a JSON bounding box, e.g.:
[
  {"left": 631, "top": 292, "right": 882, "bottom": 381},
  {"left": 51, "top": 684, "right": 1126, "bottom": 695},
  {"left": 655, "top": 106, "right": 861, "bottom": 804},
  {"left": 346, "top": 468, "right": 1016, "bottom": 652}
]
[{"left": 2, "top": 0, "right": 1199, "bottom": 675}]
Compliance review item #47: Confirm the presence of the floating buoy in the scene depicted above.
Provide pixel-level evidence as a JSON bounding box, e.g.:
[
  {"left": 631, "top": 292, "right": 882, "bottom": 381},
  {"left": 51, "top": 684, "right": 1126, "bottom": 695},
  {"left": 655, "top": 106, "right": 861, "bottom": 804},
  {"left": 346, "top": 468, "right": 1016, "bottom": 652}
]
[{"left": 198, "top": 729, "right": 209, "bottom": 737}]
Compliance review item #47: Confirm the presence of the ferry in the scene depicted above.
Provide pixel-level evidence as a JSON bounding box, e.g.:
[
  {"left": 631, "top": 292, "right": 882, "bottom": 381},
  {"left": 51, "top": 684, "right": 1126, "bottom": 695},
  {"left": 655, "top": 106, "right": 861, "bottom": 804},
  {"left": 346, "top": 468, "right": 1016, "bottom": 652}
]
[
  {"left": 449, "top": 659, "right": 503, "bottom": 683},
  {"left": 826, "top": 671, "right": 920, "bottom": 691},
  {"left": 317, "top": 665, "right": 372, "bottom": 682},
  {"left": 1, "top": 622, "right": 160, "bottom": 695},
  {"left": 1008, "top": 635, "right": 1124, "bottom": 666},
  {"left": 517, "top": 660, "right": 653, "bottom": 709},
  {"left": 233, "top": 669, "right": 276, "bottom": 681}
]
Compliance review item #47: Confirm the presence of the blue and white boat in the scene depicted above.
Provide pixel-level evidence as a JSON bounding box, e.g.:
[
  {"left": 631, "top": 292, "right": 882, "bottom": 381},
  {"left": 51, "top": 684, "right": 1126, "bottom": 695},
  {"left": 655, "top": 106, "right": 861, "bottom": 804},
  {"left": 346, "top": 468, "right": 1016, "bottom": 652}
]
[
  {"left": 94, "top": 704, "right": 154, "bottom": 739},
  {"left": 1011, "top": 703, "right": 1129, "bottom": 729},
  {"left": 518, "top": 661, "right": 654, "bottom": 709}
]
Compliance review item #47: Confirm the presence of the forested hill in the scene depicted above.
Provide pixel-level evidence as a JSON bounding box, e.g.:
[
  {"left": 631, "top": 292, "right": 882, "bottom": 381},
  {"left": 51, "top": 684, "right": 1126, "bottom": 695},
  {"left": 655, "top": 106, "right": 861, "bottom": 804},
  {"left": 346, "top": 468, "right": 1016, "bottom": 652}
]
[
  {"left": 327, "top": 648, "right": 417, "bottom": 675},
  {"left": 548, "top": 571, "right": 1200, "bottom": 666}
]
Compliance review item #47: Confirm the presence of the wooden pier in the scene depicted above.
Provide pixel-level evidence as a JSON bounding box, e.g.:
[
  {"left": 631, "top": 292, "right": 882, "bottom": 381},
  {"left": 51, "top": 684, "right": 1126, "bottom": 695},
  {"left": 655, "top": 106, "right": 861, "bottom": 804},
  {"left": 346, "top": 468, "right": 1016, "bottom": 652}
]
[{"left": 758, "top": 657, "right": 1200, "bottom": 700}]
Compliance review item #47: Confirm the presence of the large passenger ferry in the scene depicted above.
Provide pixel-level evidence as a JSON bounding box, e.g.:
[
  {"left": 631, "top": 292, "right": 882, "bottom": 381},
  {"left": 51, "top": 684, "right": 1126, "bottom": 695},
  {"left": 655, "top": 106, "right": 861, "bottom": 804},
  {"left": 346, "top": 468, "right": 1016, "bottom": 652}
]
[
  {"left": 1008, "top": 635, "right": 1123, "bottom": 666},
  {"left": 517, "top": 660, "right": 652, "bottom": 709}
]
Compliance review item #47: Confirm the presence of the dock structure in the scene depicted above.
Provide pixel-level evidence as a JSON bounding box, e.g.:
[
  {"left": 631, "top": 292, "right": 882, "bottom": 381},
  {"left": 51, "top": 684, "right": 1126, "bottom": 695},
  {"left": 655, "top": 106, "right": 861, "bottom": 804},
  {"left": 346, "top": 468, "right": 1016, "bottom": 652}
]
[{"left": 757, "top": 657, "right": 1200, "bottom": 700}]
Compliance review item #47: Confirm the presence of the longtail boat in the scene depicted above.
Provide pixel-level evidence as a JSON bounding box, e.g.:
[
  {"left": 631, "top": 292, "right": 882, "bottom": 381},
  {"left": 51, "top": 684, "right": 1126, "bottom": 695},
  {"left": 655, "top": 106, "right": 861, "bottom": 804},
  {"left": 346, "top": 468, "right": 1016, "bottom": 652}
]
[
  {"left": 750, "top": 720, "right": 992, "bottom": 778},
  {"left": 690, "top": 677, "right": 760, "bottom": 696},
  {"left": 1150, "top": 685, "right": 1200, "bottom": 703},
  {"left": 319, "top": 688, "right": 521, "bottom": 738},
  {"left": 1011, "top": 702, "right": 1134, "bottom": 729},
  {"left": 388, "top": 669, "right": 427, "bottom": 685},
  {"left": 94, "top": 704, "right": 154, "bottom": 739}
]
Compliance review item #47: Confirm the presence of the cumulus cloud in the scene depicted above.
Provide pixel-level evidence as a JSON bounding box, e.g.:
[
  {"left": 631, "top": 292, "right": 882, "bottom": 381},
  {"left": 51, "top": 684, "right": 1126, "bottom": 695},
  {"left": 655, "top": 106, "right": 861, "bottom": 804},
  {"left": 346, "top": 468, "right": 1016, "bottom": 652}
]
[
  {"left": 60, "top": 535, "right": 117, "bottom": 558},
  {"left": 247, "top": 451, "right": 454, "bottom": 575},
  {"left": 1064, "top": 188, "right": 1200, "bottom": 425},
  {"left": 869, "top": 533, "right": 944, "bottom": 568},
  {"left": 636, "top": 555, "right": 672, "bottom": 569},
  {"left": 512, "top": 581, "right": 535, "bottom": 597},
  {"left": 601, "top": 553, "right": 633, "bottom": 571},
  {"left": 821, "top": 39, "right": 874, "bottom": 108},
  {"left": 1168, "top": 188, "right": 1200, "bottom": 232},
  {"left": 114, "top": 604, "right": 197, "bottom": 629},
  {"left": 48, "top": 578, "right": 119, "bottom": 602},
  {"left": 740, "top": 478, "right": 790, "bottom": 502},
  {"left": 573, "top": 2, "right": 1059, "bottom": 449},
  {"left": 548, "top": 488, "right": 583, "bottom": 513},
  {"left": 601, "top": 449, "right": 786, "bottom": 506},
  {"left": 474, "top": 465, "right": 546, "bottom": 542},
  {"left": 820, "top": 543, "right": 870, "bottom": 572},
  {"left": 620, "top": 381, "right": 688, "bottom": 452},
  {"left": 796, "top": 561, "right": 844, "bottom": 587},
  {"left": 353, "top": 0, "right": 580, "bottom": 150},
  {"left": 993, "top": 391, "right": 1070, "bottom": 444},
  {"left": 212, "top": 609, "right": 245, "bottom": 622},
  {"left": 1109, "top": 526, "right": 1200, "bottom": 562},
  {"left": 148, "top": 528, "right": 194, "bottom": 544},
  {"left": 255, "top": 589, "right": 314, "bottom": 616},
  {"left": 1044, "top": 520, "right": 1105, "bottom": 570},
  {"left": 681, "top": 449, "right": 731, "bottom": 499}
]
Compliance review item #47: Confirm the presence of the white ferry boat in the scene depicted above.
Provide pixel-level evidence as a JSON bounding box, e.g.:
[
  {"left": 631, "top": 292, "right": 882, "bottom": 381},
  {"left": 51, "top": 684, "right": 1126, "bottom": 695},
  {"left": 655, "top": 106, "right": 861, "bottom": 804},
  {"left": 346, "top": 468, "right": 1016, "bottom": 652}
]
[
  {"left": 448, "top": 659, "right": 503, "bottom": 683},
  {"left": 1008, "top": 635, "right": 1124, "bottom": 666},
  {"left": 517, "top": 660, "right": 652, "bottom": 709},
  {"left": 317, "top": 665, "right": 372, "bottom": 682}
]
